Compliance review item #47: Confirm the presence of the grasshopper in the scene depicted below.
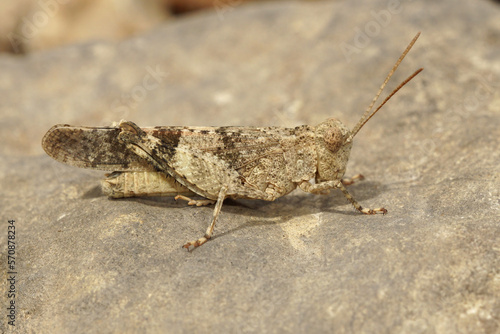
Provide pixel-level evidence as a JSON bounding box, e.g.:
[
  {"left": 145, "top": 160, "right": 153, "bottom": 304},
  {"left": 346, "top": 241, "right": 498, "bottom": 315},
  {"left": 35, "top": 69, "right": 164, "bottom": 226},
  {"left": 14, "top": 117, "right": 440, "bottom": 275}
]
[{"left": 42, "top": 33, "right": 422, "bottom": 250}]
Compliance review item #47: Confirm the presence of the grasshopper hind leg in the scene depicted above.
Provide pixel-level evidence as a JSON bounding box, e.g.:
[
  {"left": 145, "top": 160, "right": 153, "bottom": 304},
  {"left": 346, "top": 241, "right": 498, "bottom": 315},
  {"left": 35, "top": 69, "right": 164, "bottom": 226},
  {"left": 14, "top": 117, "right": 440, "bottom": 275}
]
[{"left": 183, "top": 185, "right": 228, "bottom": 250}]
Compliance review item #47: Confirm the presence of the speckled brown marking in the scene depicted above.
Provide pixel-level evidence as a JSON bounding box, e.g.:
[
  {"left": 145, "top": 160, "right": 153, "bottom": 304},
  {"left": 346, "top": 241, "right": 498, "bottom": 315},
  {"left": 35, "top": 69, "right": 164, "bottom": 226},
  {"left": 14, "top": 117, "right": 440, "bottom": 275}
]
[{"left": 42, "top": 125, "right": 155, "bottom": 171}]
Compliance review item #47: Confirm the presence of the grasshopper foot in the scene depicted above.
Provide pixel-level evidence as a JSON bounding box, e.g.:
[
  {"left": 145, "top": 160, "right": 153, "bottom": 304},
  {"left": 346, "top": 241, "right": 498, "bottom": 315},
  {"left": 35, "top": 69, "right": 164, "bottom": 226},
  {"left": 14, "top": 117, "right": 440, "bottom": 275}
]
[
  {"left": 183, "top": 235, "right": 211, "bottom": 251},
  {"left": 175, "top": 195, "right": 215, "bottom": 206},
  {"left": 360, "top": 207, "right": 387, "bottom": 215},
  {"left": 341, "top": 174, "right": 365, "bottom": 186}
]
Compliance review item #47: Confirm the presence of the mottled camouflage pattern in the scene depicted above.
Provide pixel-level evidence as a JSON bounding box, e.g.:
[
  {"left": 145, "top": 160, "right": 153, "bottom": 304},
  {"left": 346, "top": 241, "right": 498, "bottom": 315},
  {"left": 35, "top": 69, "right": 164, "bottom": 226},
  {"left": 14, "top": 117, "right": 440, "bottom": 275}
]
[{"left": 43, "top": 119, "right": 353, "bottom": 201}]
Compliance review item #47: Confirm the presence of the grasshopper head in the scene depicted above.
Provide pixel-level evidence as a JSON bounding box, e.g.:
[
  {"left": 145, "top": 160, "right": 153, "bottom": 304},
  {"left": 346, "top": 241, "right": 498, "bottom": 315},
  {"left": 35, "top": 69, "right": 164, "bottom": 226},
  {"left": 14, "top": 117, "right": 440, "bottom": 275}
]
[
  {"left": 314, "top": 33, "right": 423, "bottom": 183},
  {"left": 314, "top": 118, "right": 353, "bottom": 182}
]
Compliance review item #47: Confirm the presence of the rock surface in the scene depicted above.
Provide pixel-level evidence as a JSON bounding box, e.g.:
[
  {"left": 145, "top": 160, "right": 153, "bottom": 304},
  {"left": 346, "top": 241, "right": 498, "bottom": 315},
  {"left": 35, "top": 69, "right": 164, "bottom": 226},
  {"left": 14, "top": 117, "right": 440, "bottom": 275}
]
[
  {"left": 1, "top": 0, "right": 499, "bottom": 333},
  {"left": 0, "top": 0, "right": 266, "bottom": 53}
]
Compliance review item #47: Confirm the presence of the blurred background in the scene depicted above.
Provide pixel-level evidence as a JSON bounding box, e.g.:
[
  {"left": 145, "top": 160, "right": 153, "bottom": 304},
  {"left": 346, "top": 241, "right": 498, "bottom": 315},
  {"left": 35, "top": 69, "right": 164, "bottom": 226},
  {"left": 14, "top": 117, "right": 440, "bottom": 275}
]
[{"left": 0, "top": 0, "right": 283, "bottom": 54}]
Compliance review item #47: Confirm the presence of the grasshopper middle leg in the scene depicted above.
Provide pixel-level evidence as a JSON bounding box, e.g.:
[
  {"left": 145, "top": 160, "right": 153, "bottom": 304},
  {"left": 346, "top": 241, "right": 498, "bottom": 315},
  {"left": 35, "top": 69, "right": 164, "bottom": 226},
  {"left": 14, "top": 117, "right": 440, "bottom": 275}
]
[{"left": 183, "top": 185, "right": 228, "bottom": 250}]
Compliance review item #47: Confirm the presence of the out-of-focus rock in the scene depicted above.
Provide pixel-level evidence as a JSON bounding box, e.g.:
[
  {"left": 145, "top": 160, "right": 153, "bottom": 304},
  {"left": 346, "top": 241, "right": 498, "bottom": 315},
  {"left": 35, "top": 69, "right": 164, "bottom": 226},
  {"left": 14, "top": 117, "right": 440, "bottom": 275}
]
[
  {"left": 0, "top": 0, "right": 280, "bottom": 53},
  {"left": 0, "top": 0, "right": 169, "bottom": 53}
]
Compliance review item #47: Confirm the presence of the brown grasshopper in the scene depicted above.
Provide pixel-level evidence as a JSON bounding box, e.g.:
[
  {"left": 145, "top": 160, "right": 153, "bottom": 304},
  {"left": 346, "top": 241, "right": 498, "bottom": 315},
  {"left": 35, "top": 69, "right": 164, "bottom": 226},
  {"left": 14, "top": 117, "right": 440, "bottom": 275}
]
[{"left": 42, "top": 33, "right": 422, "bottom": 250}]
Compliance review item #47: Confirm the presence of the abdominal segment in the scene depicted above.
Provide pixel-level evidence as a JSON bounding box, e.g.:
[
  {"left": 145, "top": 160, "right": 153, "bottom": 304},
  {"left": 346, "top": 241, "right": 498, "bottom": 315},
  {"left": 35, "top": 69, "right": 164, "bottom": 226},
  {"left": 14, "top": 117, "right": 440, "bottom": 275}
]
[{"left": 102, "top": 171, "right": 194, "bottom": 198}]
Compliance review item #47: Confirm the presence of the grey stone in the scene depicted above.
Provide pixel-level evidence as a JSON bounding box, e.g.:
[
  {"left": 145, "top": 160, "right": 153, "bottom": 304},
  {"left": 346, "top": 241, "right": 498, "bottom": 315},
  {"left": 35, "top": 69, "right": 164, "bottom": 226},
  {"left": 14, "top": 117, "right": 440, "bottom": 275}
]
[{"left": 1, "top": 0, "right": 499, "bottom": 333}]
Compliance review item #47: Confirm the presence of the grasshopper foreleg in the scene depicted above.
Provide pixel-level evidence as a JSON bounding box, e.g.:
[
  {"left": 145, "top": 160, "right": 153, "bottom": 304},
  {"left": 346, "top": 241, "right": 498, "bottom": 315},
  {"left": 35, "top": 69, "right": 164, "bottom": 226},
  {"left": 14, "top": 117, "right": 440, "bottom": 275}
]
[{"left": 299, "top": 179, "right": 387, "bottom": 215}]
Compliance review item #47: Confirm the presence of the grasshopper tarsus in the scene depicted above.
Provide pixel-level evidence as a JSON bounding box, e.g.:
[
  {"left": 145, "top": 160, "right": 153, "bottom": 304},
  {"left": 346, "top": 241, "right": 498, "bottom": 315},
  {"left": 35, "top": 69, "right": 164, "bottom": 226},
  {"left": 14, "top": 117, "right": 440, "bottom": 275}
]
[
  {"left": 183, "top": 235, "right": 211, "bottom": 251},
  {"left": 341, "top": 173, "right": 365, "bottom": 186},
  {"left": 175, "top": 195, "right": 215, "bottom": 207},
  {"left": 360, "top": 207, "right": 388, "bottom": 215}
]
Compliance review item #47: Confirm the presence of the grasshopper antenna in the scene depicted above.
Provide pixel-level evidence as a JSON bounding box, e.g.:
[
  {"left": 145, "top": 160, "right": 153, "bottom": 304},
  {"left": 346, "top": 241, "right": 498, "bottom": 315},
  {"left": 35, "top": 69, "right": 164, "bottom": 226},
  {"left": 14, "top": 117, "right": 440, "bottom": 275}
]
[{"left": 350, "top": 32, "right": 423, "bottom": 139}]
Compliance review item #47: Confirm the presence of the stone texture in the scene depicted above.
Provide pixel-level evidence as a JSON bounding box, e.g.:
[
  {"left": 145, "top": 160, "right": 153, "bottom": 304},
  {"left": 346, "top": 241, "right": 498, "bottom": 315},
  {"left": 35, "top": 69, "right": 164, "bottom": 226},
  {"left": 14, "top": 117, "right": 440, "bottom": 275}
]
[{"left": 1, "top": 0, "right": 499, "bottom": 333}]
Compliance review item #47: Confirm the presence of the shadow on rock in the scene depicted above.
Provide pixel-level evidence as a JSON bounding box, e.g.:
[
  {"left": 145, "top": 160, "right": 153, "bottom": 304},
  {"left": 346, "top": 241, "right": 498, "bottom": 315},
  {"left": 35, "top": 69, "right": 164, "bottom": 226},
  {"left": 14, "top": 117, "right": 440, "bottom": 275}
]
[{"left": 97, "top": 180, "right": 388, "bottom": 218}]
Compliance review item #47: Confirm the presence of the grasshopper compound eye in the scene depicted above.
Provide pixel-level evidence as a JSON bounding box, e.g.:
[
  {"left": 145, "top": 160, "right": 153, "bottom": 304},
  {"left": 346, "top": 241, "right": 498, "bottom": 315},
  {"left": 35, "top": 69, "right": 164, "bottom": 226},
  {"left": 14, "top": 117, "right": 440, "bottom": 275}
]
[{"left": 323, "top": 127, "right": 343, "bottom": 153}]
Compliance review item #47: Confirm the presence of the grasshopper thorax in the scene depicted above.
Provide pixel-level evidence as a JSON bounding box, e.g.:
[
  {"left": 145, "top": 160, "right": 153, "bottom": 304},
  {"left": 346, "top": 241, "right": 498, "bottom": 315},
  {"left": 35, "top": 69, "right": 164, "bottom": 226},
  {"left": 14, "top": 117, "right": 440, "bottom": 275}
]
[{"left": 314, "top": 118, "right": 353, "bottom": 182}]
